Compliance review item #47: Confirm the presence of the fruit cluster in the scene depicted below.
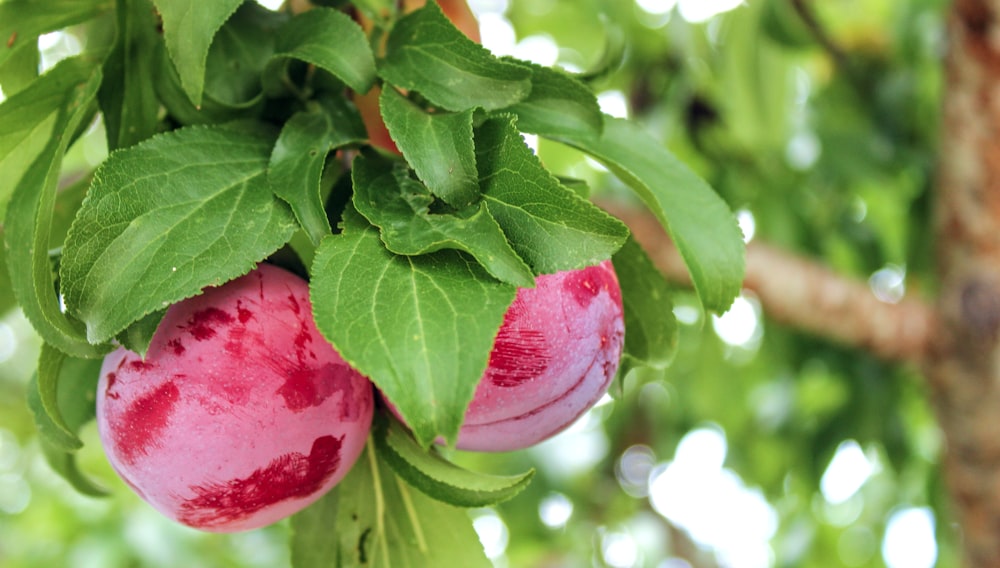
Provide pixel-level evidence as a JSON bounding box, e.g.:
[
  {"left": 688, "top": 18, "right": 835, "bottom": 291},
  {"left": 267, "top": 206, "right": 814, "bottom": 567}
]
[{"left": 97, "top": 261, "right": 624, "bottom": 531}]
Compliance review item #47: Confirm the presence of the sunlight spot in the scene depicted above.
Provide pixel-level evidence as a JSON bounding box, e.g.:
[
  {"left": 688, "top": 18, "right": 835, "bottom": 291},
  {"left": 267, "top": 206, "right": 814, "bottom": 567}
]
[
  {"left": 821, "top": 440, "right": 874, "bottom": 505},
  {"left": 254, "top": 0, "right": 283, "bottom": 9},
  {"left": 468, "top": 0, "right": 510, "bottom": 16},
  {"left": 882, "top": 508, "right": 936, "bottom": 568},
  {"left": 869, "top": 265, "right": 906, "bottom": 304},
  {"left": 529, "top": 407, "right": 610, "bottom": 479},
  {"left": 785, "top": 131, "right": 821, "bottom": 170},
  {"left": 712, "top": 294, "right": 761, "bottom": 347},
  {"left": 472, "top": 509, "right": 509, "bottom": 560},
  {"left": 0, "top": 473, "right": 30, "bottom": 514},
  {"left": 0, "top": 429, "right": 21, "bottom": 472},
  {"left": 598, "top": 90, "right": 629, "bottom": 119},
  {"left": 649, "top": 426, "right": 777, "bottom": 568},
  {"left": 673, "top": 305, "right": 701, "bottom": 325},
  {"left": 522, "top": 133, "right": 539, "bottom": 153},
  {"left": 512, "top": 34, "right": 559, "bottom": 66},
  {"left": 602, "top": 530, "right": 640, "bottom": 568},
  {"left": 636, "top": 0, "right": 678, "bottom": 16},
  {"left": 539, "top": 492, "right": 573, "bottom": 529},
  {"left": 677, "top": 0, "right": 744, "bottom": 23},
  {"left": 0, "top": 323, "right": 16, "bottom": 363},
  {"left": 479, "top": 13, "right": 517, "bottom": 57},
  {"left": 616, "top": 444, "right": 657, "bottom": 498},
  {"left": 39, "top": 31, "right": 83, "bottom": 72},
  {"left": 736, "top": 209, "right": 756, "bottom": 243}
]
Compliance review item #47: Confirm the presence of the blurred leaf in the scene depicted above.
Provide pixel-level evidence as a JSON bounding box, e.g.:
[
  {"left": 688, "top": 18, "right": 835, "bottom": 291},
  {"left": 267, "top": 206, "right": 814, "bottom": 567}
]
[
  {"left": 613, "top": 237, "right": 677, "bottom": 372},
  {"left": 60, "top": 122, "right": 297, "bottom": 344},
  {"left": 557, "top": 115, "right": 745, "bottom": 313},
  {"left": 269, "top": 96, "right": 367, "bottom": 245},
  {"left": 151, "top": 0, "right": 243, "bottom": 106},
  {"left": 28, "top": 346, "right": 107, "bottom": 496},
  {"left": 374, "top": 413, "right": 534, "bottom": 508},
  {"left": 0, "top": 37, "right": 40, "bottom": 96},
  {"left": 476, "top": 116, "right": 629, "bottom": 274},
  {"left": 310, "top": 206, "right": 516, "bottom": 447},
  {"left": 114, "top": 309, "right": 165, "bottom": 357},
  {"left": 379, "top": 86, "right": 479, "bottom": 209},
  {"left": 2, "top": 56, "right": 109, "bottom": 358},
  {"left": 291, "top": 442, "right": 491, "bottom": 568},
  {"left": 0, "top": 0, "right": 109, "bottom": 69},
  {"left": 352, "top": 152, "right": 535, "bottom": 288},
  {"left": 379, "top": 1, "right": 531, "bottom": 111},
  {"left": 268, "top": 7, "right": 376, "bottom": 94},
  {"left": 202, "top": 2, "right": 285, "bottom": 108},
  {"left": 99, "top": 0, "right": 160, "bottom": 151}
]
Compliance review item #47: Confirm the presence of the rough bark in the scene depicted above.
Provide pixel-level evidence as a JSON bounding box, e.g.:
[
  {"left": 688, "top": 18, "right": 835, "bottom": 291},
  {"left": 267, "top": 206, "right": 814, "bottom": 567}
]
[
  {"left": 926, "top": 1, "right": 1000, "bottom": 565},
  {"left": 603, "top": 202, "right": 936, "bottom": 364}
]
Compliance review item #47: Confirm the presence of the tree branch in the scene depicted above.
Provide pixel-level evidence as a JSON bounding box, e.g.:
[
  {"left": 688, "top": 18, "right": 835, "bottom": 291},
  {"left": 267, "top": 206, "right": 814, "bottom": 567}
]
[{"left": 603, "top": 202, "right": 937, "bottom": 365}]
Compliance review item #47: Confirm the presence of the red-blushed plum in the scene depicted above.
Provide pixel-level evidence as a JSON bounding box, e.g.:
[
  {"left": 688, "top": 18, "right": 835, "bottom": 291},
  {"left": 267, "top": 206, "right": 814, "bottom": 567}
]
[
  {"left": 389, "top": 260, "right": 625, "bottom": 452},
  {"left": 96, "top": 264, "right": 373, "bottom": 532}
]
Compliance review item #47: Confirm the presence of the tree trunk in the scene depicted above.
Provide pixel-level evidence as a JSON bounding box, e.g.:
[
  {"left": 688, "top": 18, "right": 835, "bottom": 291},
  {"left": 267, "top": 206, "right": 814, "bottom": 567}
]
[{"left": 927, "top": 1, "right": 1000, "bottom": 565}]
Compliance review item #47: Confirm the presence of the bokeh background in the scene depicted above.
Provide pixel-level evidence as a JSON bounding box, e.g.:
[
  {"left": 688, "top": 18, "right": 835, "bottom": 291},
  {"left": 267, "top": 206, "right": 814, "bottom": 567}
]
[{"left": 0, "top": 0, "right": 950, "bottom": 566}]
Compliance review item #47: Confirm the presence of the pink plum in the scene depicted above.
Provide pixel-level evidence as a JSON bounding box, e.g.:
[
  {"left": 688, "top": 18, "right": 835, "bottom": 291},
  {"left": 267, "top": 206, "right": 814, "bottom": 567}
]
[
  {"left": 388, "top": 260, "right": 625, "bottom": 452},
  {"left": 96, "top": 264, "right": 373, "bottom": 532}
]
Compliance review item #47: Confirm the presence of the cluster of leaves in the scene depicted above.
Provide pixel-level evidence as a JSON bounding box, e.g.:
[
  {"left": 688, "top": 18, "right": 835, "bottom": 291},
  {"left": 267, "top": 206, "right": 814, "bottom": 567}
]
[{"left": 1, "top": 0, "right": 743, "bottom": 564}]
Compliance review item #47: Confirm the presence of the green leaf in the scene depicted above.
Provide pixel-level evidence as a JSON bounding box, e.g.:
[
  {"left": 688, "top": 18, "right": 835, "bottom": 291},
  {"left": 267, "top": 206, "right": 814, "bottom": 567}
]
[
  {"left": 28, "top": 345, "right": 80, "bottom": 452},
  {"left": 201, "top": 2, "right": 284, "bottom": 108},
  {"left": 352, "top": 153, "right": 535, "bottom": 288},
  {"left": 270, "top": 7, "right": 376, "bottom": 94},
  {"left": 2, "top": 57, "right": 108, "bottom": 358},
  {"left": 310, "top": 207, "right": 516, "bottom": 447},
  {"left": 27, "top": 346, "right": 107, "bottom": 496},
  {"left": 292, "top": 441, "right": 490, "bottom": 568},
  {"left": 0, "top": 36, "right": 40, "bottom": 97},
  {"left": 269, "top": 96, "right": 367, "bottom": 245},
  {"left": 60, "top": 122, "right": 297, "bottom": 344},
  {"left": 556, "top": 115, "right": 745, "bottom": 313},
  {"left": 99, "top": 0, "right": 161, "bottom": 151},
  {"left": 379, "top": 86, "right": 480, "bottom": 208},
  {"left": 499, "top": 57, "right": 603, "bottom": 140},
  {"left": 475, "top": 116, "right": 629, "bottom": 273},
  {"left": 0, "top": 0, "right": 109, "bottom": 69},
  {"left": 613, "top": 237, "right": 677, "bottom": 371},
  {"left": 379, "top": 1, "right": 531, "bottom": 112},
  {"left": 374, "top": 414, "right": 534, "bottom": 508},
  {"left": 114, "top": 309, "right": 166, "bottom": 357},
  {"left": 151, "top": 0, "right": 243, "bottom": 106}
]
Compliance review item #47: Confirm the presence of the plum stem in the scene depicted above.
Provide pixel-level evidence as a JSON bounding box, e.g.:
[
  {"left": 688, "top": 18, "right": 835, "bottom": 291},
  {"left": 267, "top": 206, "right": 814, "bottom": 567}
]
[
  {"left": 396, "top": 476, "right": 427, "bottom": 552},
  {"left": 367, "top": 438, "right": 390, "bottom": 563}
]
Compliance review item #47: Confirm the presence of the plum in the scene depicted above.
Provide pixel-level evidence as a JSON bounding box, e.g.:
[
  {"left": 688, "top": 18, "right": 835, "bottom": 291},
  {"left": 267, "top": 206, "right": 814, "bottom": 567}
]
[
  {"left": 389, "top": 260, "right": 624, "bottom": 452},
  {"left": 96, "top": 264, "right": 373, "bottom": 532}
]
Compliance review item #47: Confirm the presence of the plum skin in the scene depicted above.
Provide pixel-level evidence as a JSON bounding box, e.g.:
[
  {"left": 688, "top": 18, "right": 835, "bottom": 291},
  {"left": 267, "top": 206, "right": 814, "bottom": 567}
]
[
  {"left": 96, "top": 264, "right": 373, "bottom": 532},
  {"left": 389, "top": 260, "right": 625, "bottom": 452}
]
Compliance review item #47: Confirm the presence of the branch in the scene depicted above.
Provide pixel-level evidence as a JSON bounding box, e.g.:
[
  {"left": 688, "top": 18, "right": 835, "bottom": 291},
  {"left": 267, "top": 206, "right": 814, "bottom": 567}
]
[{"left": 603, "top": 202, "right": 937, "bottom": 365}]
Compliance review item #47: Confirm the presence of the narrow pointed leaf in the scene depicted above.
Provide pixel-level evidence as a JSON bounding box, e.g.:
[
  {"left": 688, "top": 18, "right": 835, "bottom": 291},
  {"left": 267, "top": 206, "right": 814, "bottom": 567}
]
[
  {"left": 3, "top": 57, "right": 108, "bottom": 358},
  {"left": 375, "top": 414, "right": 534, "bottom": 507},
  {"left": 379, "top": 86, "right": 479, "bottom": 208},
  {"left": 557, "top": 115, "right": 745, "bottom": 313},
  {"left": 291, "top": 442, "right": 491, "bottom": 568},
  {"left": 60, "top": 123, "right": 297, "bottom": 344},
  {"left": 379, "top": 1, "right": 531, "bottom": 111},
  {"left": 475, "top": 116, "right": 629, "bottom": 273},
  {"left": 613, "top": 237, "right": 677, "bottom": 371},
  {"left": 33, "top": 343, "right": 81, "bottom": 451},
  {"left": 151, "top": 0, "right": 243, "bottom": 106},
  {"left": 352, "top": 154, "right": 535, "bottom": 288},
  {"left": 311, "top": 207, "right": 516, "bottom": 447}
]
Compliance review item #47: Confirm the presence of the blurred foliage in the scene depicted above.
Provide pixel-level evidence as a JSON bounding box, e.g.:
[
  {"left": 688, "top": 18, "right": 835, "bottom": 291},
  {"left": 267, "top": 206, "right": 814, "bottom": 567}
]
[{"left": 0, "top": 0, "right": 952, "bottom": 567}]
